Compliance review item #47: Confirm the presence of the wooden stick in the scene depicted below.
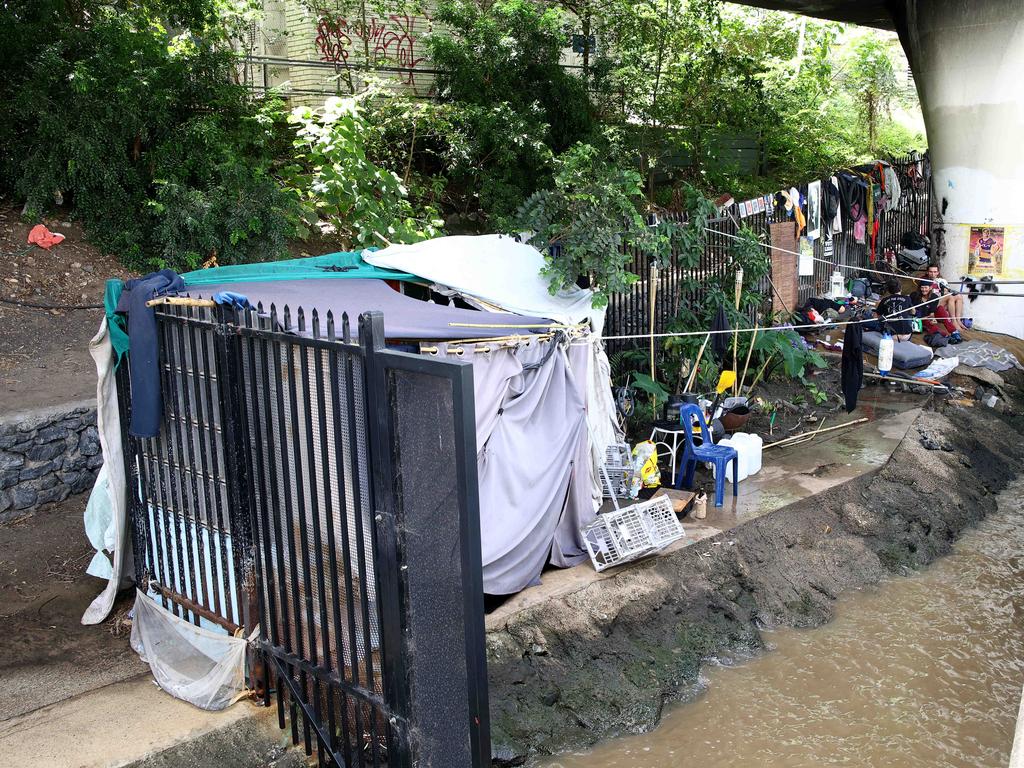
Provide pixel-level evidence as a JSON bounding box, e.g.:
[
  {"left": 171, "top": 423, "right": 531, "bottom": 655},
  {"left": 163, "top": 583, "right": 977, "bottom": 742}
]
[
  {"left": 863, "top": 372, "right": 950, "bottom": 390},
  {"left": 739, "top": 324, "right": 759, "bottom": 394},
  {"left": 446, "top": 322, "right": 578, "bottom": 329},
  {"left": 685, "top": 333, "right": 711, "bottom": 392},
  {"left": 649, "top": 264, "right": 659, "bottom": 394},
  {"left": 733, "top": 268, "right": 743, "bottom": 395},
  {"left": 764, "top": 417, "right": 868, "bottom": 449},
  {"left": 744, "top": 352, "right": 775, "bottom": 396},
  {"left": 145, "top": 296, "right": 216, "bottom": 308}
]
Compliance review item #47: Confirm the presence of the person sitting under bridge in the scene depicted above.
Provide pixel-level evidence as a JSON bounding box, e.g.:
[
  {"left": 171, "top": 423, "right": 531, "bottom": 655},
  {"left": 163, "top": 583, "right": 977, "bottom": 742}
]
[{"left": 925, "top": 264, "right": 969, "bottom": 332}]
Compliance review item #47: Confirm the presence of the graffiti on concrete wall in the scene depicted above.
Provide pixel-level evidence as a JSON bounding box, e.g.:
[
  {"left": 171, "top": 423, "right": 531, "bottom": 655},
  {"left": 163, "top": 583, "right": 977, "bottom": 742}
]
[{"left": 315, "top": 12, "right": 431, "bottom": 90}]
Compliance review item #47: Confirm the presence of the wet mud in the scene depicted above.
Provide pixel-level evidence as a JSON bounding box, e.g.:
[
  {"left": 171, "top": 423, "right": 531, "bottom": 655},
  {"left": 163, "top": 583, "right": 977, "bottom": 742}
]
[{"left": 485, "top": 381, "right": 1024, "bottom": 765}]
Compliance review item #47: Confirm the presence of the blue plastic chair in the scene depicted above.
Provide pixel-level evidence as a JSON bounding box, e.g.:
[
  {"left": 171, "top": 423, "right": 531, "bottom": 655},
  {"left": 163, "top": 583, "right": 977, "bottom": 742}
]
[{"left": 674, "top": 403, "right": 738, "bottom": 507}]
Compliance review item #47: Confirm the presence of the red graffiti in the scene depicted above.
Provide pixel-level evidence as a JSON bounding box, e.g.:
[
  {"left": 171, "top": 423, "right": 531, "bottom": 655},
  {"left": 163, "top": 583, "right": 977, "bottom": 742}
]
[{"left": 315, "top": 13, "right": 428, "bottom": 88}]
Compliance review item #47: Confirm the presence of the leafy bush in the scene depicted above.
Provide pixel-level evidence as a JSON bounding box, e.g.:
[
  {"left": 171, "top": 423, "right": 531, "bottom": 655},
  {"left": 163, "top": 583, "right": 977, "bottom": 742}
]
[
  {"left": 513, "top": 140, "right": 714, "bottom": 308},
  {"left": 426, "top": 0, "right": 596, "bottom": 220},
  {"left": 285, "top": 93, "right": 444, "bottom": 249},
  {"left": 0, "top": 1, "right": 297, "bottom": 272}
]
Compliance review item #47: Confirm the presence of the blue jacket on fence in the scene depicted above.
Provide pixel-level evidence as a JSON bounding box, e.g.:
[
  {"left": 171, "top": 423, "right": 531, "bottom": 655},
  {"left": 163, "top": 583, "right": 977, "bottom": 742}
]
[{"left": 115, "top": 269, "right": 185, "bottom": 438}]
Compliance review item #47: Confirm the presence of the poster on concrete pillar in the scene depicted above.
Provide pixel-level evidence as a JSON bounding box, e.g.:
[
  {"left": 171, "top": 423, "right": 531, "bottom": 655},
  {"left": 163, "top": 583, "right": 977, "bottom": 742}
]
[{"left": 968, "top": 226, "right": 1005, "bottom": 275}]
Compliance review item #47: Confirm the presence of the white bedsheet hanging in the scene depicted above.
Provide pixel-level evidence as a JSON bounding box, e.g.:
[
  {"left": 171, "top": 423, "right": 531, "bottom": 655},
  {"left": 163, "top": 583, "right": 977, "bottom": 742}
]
[{"left": 82, "top": 317, "right": 132, "bottom": 625}]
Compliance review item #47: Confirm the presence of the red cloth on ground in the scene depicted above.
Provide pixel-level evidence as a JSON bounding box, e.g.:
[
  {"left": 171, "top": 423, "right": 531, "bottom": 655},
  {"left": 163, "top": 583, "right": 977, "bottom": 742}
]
[{"left": 27, "top": 224, "right": 65, "bottom": 249}]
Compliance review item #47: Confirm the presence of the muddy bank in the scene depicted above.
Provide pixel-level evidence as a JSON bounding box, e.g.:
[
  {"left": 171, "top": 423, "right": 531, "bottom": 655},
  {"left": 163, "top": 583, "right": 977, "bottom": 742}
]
[{"left": 485, "top": 386, "right": 1024, "bottom": 765}]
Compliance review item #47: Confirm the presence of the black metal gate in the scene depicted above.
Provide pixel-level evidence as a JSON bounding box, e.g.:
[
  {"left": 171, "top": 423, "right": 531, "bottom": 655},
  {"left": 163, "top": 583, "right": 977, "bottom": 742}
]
[{"left": 120, "top": 301, "right": 489, "bottom": 768}]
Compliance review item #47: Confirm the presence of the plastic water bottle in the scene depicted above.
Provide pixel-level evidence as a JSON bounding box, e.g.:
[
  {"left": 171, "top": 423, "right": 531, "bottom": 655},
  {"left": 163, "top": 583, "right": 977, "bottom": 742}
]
[{"left": 877, "top": 331, "right": 894, "bottom": 377}]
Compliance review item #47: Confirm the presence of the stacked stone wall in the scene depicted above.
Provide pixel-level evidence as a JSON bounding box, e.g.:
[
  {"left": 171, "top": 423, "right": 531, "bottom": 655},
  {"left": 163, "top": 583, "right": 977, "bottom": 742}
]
[{"left": 0, "top": 401, "right": 100, "bottom": 519}]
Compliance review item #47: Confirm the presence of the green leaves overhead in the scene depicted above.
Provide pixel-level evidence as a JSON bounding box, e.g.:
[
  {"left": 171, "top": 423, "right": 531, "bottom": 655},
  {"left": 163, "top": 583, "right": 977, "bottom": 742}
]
[{"left": 285, "top": 93, "right": 444, "bottom": 250}]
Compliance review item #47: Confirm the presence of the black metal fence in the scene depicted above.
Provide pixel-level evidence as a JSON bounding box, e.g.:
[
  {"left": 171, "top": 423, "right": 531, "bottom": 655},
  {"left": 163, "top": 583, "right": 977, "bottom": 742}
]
[
  {"left": 119, "top": 303, "right": 490, "bottom": 768},
  {"left": 604, "top": 151, "right": 931, "bottom": 367}
]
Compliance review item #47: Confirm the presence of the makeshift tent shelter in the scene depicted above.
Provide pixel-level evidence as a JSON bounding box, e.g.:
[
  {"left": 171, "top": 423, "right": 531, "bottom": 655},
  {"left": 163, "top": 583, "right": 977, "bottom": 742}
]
[{"left": 86, "top": 236, "right": 621, "bottom": 628}]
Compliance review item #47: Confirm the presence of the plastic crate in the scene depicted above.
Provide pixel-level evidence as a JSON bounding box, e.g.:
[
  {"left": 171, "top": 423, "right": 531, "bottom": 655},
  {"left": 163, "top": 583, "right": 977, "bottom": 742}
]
[
  {"left": 601, "top": 442, "right": 634, "bottom": 499},
  {"left": 581, "top": 495, "right": 685, "bottom": 572}
]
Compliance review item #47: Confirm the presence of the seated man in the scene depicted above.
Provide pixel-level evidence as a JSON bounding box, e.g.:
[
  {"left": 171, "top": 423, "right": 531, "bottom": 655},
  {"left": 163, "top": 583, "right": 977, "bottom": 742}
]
[
  {"left": 910, "top": 280, "right": 962, "bottom": 346},
  {"left": 872, "top": 277, "right": 914, "bottom": 341},
  {"left": 924, "top": 264, "right": 969, "bottom": 331}
]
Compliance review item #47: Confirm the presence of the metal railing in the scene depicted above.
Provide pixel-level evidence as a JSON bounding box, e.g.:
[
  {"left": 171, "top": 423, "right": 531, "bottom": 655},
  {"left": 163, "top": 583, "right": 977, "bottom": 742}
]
[
  {"left": 119, "top": 302, "right": 490, "bottom": 768},
  {"left": 604, "top": 151, "right": 931, "bottom": 369}
]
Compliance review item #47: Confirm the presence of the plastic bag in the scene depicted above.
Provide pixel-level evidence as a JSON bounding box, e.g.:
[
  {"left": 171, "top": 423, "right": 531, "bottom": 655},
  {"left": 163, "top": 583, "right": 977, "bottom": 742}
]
[
  {"left": 629, "top": 440, "right": 661, "bottom": 497},
  {"left": 83, "top": 464, "right": 115, "bottom": 580},
  {"left": 130, "top": 590, "right": 252, "bottom": 711}
]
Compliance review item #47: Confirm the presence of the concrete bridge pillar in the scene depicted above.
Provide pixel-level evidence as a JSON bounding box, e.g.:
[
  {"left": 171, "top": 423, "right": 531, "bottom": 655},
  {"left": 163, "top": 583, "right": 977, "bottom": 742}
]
[{"left": 894, "top": 0, "right": 1024, "bottom": 337}]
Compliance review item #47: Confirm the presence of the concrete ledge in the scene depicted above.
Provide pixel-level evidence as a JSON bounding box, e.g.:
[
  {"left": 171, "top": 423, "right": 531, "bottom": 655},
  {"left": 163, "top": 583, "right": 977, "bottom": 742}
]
[
  {"left": 0, "top": 675, "right": 304, "bottom": 768},
  {"left": 485, "top": 400, "right": 1024, "bottom": 764},
  {"left": 0, "top": 399, "right": 100, "bottom": 519}
]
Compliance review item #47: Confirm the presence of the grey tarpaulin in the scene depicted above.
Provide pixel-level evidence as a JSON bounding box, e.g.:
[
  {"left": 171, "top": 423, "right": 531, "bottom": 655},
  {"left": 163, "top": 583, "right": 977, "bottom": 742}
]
[
  {"left": 189, "top": 278, "right": 551, "bottom": 340},
  {"left": 190, "top": 277, "right": 596, "bottom": 593},
  {"left": 935, "top": 339, "right": 1023, "bottom": 372},
  {"left": 443, "top": 337, "right": 592, "bottom": 593}
]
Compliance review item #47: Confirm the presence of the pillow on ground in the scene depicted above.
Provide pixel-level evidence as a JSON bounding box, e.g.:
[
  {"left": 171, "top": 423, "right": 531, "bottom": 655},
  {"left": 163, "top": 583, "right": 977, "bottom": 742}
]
[{"left": 862, "top": 331, "right": 934, "bottom": 370}]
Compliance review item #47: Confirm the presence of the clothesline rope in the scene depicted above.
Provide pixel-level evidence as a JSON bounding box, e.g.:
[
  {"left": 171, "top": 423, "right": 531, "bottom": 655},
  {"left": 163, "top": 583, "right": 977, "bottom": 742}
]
[
  {"left": 603, "top": 294, "right": 990, "bottom": 342},
  {"left": 703, "top": 227, "right": 1024, "bottom": 285}
]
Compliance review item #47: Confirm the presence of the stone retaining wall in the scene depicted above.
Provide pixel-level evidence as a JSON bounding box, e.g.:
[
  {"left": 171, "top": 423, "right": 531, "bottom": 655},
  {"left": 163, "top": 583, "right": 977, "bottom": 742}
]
[{"left": 0, "top": 401, "right": 100, "bottom": 519}]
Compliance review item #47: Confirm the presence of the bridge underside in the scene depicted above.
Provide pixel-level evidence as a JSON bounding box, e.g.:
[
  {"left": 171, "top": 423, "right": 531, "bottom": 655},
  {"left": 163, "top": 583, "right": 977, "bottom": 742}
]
[
  {"left": 733, "top": 0, "right": 1024, "bottom": 338},
  {"left": 736, "top": 1, "right": 893, "bottom": 29}
]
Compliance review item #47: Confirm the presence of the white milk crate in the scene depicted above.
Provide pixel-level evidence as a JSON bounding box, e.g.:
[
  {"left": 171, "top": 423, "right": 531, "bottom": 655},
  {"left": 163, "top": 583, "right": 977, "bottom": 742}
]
[
  {"left": 582, "top": 495, "right": 685, "bottom": 572},
  {"left": 601, "top": 442, "right": 634, "bottom": 499}
]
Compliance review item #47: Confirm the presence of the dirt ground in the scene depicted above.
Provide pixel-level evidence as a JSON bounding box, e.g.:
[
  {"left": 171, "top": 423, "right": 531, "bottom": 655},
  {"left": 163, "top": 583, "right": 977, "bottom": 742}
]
[
  {"left": 0, "top": 492, "right": 141, "bottom": 721},
  {"left": 0, "top": 203, "right": 135, "bottom": 413}
]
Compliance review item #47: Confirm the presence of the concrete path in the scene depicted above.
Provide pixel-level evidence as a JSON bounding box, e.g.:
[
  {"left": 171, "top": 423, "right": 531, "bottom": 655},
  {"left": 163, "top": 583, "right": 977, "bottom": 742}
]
[
  {"left": 0, "top": 676, "right": 297, "bottom": 768},
  {"left": 0, "top": 495, "right": 301, "bottom": 768},
  {"left": 487, "top": 385, "right": 922, "bottom": 630}
]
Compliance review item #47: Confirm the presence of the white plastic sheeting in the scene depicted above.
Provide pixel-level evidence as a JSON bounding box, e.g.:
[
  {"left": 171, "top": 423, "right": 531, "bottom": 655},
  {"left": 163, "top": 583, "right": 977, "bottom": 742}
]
[
  {"left": 364, "top": 234, "right": 623, "bottom": 523},
  {"left": 364, "top": 234, "right": 602, "bottom": 331},
  {"left": 83, "top": 464, "right": 115, "bottom": 580},
  {"left": 81, "top": 317, "right": 131, "bottom": 625},
  {"left": 130, "top": 590, "right": 251, "bottom": 711}
]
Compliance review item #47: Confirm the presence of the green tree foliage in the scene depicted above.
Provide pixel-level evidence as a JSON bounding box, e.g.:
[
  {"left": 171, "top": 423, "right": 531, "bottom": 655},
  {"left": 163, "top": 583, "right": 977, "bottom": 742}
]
[
  {"left": 0, "top": 0, "right": 297, "bottom": 272},
  {"left": 426, "top": 0, "right": 596, "bottom": 219},
  {"left": 512, "top": 138, "right": 715, "bottom": 308},
  {"left": 843, "top": 35, "right": 901, "bottom": 153},
  {"left": 284, "top": 92, "right": 444, "bottom": 249}
]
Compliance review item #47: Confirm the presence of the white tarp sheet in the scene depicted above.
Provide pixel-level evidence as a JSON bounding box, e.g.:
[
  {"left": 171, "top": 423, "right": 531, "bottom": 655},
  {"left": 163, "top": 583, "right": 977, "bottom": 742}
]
[
  {"left": 364, "top": 234, "right": 602, "bottom": 331},
  {"left": 365, "top": 234, "right": 623, "bottom": 523},
  {"left": 438, "top": 337, "right": 593, "bottom": 593},
  {"left": 130, "top": 590, "right": 250, "bottom": 710}
]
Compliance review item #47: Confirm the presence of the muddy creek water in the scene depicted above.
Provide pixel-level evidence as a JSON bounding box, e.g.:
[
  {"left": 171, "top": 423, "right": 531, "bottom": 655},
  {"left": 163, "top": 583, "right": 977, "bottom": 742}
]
[{"left": 542, "top": 480, "right": 1024, "bottom": 768}]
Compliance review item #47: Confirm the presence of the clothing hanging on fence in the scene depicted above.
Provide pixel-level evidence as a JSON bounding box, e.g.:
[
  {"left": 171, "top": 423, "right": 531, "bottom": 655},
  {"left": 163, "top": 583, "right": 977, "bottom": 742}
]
[
  {"left": 822, "top": 177, "right": 841, "bottom": 240},
  {"left": 115, "top": 269, "right": 185, "bottom": 438},
  {"left": 841, "top": 321, "right": 864, "bottom": 413},
  {"left": 710, "top": 305, "right": 731, "bottom": 361}
]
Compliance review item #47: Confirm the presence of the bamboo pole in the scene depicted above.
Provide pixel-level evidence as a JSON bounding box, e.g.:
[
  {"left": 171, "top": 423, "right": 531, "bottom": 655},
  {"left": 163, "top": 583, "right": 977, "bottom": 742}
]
[
  {"left": 649, "top": 264, "right": 659, "bottom": 387},
  {"left": 738, "top": 324, "right": 759, "bottom": 394},
  {"left": 145, "top": 296, "right": 216, "bottom": 308},
  {"left": 685, "top": 333, "right": 712, "bottom": 393},
  {"left": 744, "top": 352, "right": 775, "bottom": 396},
  {"left": 732, "top": 267, "right": 743, "bottom": 395},
  {"left": 764, "top": 417, "right": 868, "bottom": 449},
  {"left": 446, "top": 322, "right": 578, "bottom": 329},
  {"left": 863, "top": 372, "right": 950, "bottom": 390}
]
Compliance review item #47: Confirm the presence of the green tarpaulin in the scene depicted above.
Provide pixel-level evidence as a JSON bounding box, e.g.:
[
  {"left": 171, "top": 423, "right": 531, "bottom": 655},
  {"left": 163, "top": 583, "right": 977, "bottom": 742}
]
[{"left": 180, "top": 250, "right": 416, "bottom": 286}]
